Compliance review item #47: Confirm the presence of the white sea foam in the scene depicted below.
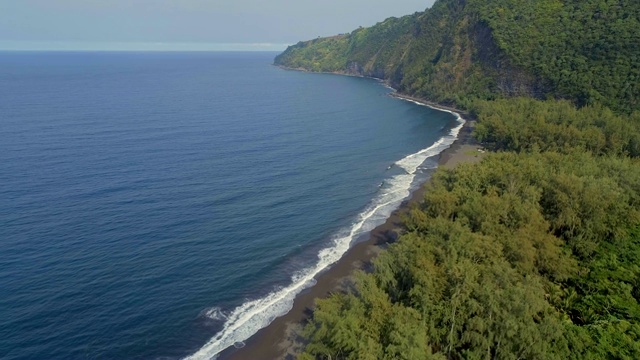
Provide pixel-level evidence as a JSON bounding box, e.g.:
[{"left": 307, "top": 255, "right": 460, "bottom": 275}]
[
  {"left": 202, "top": 307, "right": 227, "bottom": 321},
  {"left": 184, "top": 100, "right": 465, "bottom": 360}
]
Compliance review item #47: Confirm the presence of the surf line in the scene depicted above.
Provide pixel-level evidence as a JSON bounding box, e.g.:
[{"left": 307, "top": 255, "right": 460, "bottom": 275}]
[{"left": 184, "top": 102, "right": 465, "bottom": 360}]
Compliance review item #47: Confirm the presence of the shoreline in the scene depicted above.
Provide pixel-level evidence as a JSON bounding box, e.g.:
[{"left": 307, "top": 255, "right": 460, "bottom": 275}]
[
  {"left": 217, "top": 91, "right": 482, "bottom": 360},
  {"left": 273, "top": 65, "right": 469, "bottom": 117}
]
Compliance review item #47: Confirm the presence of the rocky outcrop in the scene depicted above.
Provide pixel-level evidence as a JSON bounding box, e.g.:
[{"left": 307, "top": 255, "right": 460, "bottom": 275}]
[{"left": 471, "top": 21, "right": 551, "bottom": 99}]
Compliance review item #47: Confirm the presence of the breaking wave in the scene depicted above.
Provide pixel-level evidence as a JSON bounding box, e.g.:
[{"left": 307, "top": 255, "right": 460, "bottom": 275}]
[{"left": 184, "top": 99, "right": 465, "bottom": 360}]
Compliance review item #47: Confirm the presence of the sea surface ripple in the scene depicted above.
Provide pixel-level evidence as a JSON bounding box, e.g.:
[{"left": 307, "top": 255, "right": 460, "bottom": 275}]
[{"left": 0, "top": 51, "right": 458, "bottom": 359}]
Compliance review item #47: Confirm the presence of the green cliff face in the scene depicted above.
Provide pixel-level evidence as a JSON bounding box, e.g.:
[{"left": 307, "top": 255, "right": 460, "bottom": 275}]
[{"left": 275, "top": 0, "right": 639, "bottom": 113}]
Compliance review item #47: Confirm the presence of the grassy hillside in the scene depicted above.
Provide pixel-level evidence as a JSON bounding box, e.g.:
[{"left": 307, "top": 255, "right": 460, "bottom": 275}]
[{"left": 275, "top": 0, "right": 639, "bottom": 113}]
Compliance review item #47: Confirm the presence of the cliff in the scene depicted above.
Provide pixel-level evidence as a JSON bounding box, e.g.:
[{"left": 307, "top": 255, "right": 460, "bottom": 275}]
[{"left": 275, "top": 0, "right": 639, "bottom": 113}]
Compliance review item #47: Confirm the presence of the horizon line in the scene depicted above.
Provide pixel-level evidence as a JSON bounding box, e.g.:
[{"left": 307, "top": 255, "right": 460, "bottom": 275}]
[{"left": 0, "top": 41, "right": 291, "bottom": 52}]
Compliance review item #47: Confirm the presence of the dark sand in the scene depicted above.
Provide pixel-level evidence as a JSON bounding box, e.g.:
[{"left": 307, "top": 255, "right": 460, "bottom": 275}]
[{"left": 219, "top": 97, "right": 484, "bottom": 360}]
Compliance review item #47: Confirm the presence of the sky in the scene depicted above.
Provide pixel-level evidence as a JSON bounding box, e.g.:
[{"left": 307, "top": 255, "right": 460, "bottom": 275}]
[{"left": 0, "top": 0, "right": 435, "bottom": 51}]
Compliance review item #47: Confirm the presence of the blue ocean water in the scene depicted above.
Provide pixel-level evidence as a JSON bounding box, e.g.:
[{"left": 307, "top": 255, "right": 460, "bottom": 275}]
[{"left": 0, "top": 52, "right": 460, "bottom": 359}]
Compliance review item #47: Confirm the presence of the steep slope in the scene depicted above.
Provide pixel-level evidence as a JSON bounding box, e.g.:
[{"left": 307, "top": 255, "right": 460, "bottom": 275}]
[{"left": 275, "top": 0, "right": 639, "bottom": 113}]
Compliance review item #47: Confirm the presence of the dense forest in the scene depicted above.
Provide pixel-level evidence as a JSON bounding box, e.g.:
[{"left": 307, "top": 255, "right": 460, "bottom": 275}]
[
  {"left": 276, "top": 0, "right": 640, "bottom": 359},
  {"left": 299, "top": 100, "right": 640, "bottom": 359}
]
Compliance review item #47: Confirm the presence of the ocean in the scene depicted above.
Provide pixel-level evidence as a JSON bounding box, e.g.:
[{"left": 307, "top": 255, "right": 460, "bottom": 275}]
[{"left": 0, "top": 51, "right": 461, "bottom": 359}]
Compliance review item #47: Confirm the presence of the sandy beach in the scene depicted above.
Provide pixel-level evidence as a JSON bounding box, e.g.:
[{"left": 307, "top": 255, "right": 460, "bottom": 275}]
[{"left": 219, "top": 97, "right": 483, "bottom": 360}]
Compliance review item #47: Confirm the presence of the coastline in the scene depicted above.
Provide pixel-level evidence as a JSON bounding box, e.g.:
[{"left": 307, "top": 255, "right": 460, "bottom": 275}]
[{"left": 217, "top": 91, "right": 483, "bottom": 360}]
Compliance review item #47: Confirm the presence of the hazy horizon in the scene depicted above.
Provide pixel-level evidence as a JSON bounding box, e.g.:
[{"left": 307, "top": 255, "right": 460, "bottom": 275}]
[
  {"left": 0, "top": 41, "right": 290, "bottom": 52},
  {"left": 0, "top": 0, "right": 436, "bottom": 51}
]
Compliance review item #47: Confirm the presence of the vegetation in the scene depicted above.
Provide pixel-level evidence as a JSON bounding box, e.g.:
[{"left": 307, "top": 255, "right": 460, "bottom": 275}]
[
  {"left": 299, "top": 101, "right": 640, "bottom": 360},
  {"left": 275, "top": 0, "right": 640, "bottom": 113},
  {"left": 473, "top": 98, "right": 640, "bottom": 157},
  {"left": 276, "top": 0, "right": 640, "bottom": 358},
  {"left": 472, "top": 0, "right": 640, "bottom": 113}
]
